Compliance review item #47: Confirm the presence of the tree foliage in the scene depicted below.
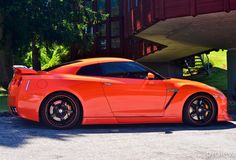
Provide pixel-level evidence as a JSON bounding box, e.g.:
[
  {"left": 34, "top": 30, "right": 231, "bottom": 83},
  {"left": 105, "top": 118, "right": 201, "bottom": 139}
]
[
  {"left": 0, "top": 0, "right": 108, "bottom": 70},
  {"left": 24, "top": 45, "right": 69, "bottom": 70}
]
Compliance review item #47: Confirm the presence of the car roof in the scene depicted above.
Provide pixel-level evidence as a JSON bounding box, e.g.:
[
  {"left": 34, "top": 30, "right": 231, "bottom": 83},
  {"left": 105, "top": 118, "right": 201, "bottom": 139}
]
[
  {"left": 47, "top": 57, "right": 133, "bottom": 74},
  {"left": 79, "top": 57, "right": 132, "bottom": 64}
]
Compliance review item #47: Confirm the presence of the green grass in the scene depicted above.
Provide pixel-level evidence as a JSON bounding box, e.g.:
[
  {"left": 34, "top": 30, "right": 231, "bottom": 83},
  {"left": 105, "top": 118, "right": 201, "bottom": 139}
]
[
  {"left": 0, "top": 86, "right": 8, "bottom": 111},
  {"left": 189, "top": 50, "right": 228, "bottom": 91},
  {"left": 208, "top": 50, "right": 227, "bottom": 70},
  {"left": 190, "top": 67, "right": 227, "bottom": 91},
  {"left": 0, "top": 95, "right": 8, "bottom": 112}
]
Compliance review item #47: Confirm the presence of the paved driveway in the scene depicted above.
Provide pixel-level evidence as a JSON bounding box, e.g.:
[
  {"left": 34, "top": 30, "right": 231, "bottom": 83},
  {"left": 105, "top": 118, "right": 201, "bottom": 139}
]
[{"left": 1, "top": 117, "right": 236, "bottom": 160}]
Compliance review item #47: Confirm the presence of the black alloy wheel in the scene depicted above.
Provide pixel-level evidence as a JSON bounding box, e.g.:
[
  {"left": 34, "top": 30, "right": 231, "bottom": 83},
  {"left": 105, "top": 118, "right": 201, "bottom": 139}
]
[
  {"left": 183, "top": 94, "right": 217, "bottom": 126},
  {"left": 40, "top": 93, "right": 82, "bottom": 129}
]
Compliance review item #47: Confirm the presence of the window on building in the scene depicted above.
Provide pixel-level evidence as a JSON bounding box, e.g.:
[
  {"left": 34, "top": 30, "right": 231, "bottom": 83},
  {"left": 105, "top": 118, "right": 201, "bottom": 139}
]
[
  {"left": 98, "top": 39, "right": 107, "bottom": 50},
  {"left": 97, "top": 0, "right": 106, "bottom": 12},
  {"left": 111, "top": 21, "right": 120, "bottom": 37},
  {"left": 128, "top": 0, "right": 131, "bottom": 12},
  {"left": 85, "top": 26, "right": 94, "bottom": 35},
  {"left": 111, "top": 0, "right": 120, "bottom": 17},
  {"left": 98, "top": 24, "right": 106, "bottom": 37},
  {"left": 135, "top": 0, "right": 139, "bottom": 7},
  {"left": 111, "top": 38, "right": 120, "bottom": 48}
]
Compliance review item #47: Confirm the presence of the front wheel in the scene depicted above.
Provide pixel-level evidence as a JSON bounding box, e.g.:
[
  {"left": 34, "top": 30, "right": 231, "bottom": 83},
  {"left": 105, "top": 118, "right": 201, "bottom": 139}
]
[
  {"left": 183, "top": 93, "right": 217, "bottom": 126},
  {"left": 40, "top": 93, "right": 82, "bottom": 129}
]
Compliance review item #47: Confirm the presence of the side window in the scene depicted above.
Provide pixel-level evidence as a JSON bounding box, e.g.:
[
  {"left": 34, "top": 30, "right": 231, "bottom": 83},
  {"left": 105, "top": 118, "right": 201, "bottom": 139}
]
[
  {"left": 77, "top": 64, "right": 103, "bottom": 76},
  {"left": 76, "top": 62, "right": 162, "bottom": 79},
  {"left": 100, "top": 62, "right": 149, "bottom": 79}
]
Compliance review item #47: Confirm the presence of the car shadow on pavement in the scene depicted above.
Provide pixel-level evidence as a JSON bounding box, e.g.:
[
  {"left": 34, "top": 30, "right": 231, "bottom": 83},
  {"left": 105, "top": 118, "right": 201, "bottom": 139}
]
[{"left": 1, "top": 117, "right": 236, "bottom": 148}]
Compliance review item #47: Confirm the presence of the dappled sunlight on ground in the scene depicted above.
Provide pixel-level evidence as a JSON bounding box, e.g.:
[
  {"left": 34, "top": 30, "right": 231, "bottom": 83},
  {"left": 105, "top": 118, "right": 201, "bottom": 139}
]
[{"left": 0, "top": 117, "right": 236, "bottom": 148}]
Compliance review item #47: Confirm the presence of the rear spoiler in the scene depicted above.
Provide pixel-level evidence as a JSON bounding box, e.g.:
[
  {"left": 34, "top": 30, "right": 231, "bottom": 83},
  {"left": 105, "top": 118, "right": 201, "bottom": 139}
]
[{"left": 13, "top": 65, "right": 37, "bottom": 75}]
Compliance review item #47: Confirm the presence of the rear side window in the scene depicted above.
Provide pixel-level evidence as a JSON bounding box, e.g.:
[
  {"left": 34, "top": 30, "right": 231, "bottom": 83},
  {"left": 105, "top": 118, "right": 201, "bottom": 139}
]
[
  {"left": 100, "top": 62, "right": 149, "bottom": 79},
  {"left": 100, "top": 62, "right": 147, "bottom": 75},
  {"left": 77, "top": 62, "right": 150, "bottom": 79},
  {"left": 77, "top": 64, "right": 103, "bottom": 76}
]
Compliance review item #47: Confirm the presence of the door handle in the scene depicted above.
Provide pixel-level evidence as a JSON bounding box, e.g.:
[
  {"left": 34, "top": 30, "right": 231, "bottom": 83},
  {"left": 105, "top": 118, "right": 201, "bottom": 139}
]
[{"left": 104, "top": 82, "right": 112, "bottom": 86}]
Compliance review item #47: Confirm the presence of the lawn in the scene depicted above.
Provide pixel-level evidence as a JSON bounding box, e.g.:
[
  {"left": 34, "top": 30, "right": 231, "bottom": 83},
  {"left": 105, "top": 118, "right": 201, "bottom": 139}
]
[
  {"left": 0, "top": 94, "right": 8, "bottom": 112},
  {"left": 189, "top": 50, "right": 228, "bottom": 91},
  {"left": 0, "top": 87, "right": 8, "bottom": 112},
  {"left": 208, "top": 50, "right": 227, "bottom": 70},
  {"left": 189, "top": 67, "right": 227, "bottom": 91}
]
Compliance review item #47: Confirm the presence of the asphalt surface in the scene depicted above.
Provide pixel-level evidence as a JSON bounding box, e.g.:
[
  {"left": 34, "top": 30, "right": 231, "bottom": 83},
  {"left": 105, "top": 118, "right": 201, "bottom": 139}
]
[{"left": 1, "top": 117, "right": 236, "bottom": 160}]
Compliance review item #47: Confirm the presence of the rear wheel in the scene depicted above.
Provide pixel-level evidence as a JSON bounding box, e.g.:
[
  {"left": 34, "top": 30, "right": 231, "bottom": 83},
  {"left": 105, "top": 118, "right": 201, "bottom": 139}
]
[
  {"left": 40, "top": 93, "right": 82, "bottom": 129},
  {"left": 183, "top": 93, "right": 217, "bottom": 126}
]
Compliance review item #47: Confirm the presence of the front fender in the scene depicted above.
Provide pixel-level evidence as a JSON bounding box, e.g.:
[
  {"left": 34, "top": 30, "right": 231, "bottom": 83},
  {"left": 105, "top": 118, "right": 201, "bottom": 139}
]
[{"left": 164, "top": 84, "right": 229, "bottom": 122}]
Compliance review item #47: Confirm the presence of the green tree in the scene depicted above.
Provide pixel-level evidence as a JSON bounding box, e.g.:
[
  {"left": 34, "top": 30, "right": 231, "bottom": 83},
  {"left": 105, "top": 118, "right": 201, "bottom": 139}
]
[
  {"left": 0, "top": 0, "right": 107, "bottom": 70},
  {"left": 24, "top": 44, "right": 69, "bottom": 70}
]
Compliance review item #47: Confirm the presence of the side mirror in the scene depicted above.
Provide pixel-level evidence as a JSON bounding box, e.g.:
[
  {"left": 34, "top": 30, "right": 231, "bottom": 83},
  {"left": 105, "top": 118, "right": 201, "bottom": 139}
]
[{"left": 146, "top": 72, "right": 155, "bottom": 80}]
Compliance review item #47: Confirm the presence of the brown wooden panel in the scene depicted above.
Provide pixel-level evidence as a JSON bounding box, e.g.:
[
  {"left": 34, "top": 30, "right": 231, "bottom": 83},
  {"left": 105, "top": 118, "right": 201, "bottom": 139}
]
[
  {"left": 196, "top": 0, "right": 224, "bottom": 14},
  {"left": 164, "top": 0, "right": 191, "bottom": 18},
  {"left": 92, "top": 0, "right": 236, "bottom": 60},
  {"left": 142, "top": 0, "right": 153, "bottom": 26},
  {"left": 154, "top": 0, "right": 165, "bottom": 19},
  {"left": 230, "top": 0, "right": 236, "bottom": 9}
]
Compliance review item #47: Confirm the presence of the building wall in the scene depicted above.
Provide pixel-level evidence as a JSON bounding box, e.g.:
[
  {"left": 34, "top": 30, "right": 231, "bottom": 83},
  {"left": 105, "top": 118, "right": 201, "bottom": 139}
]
[
  {"left": 80, "top": 0, "right": 236, "bottom": 61},
  {"left": 227, "top": 49, "right": 236, "bottom": 101},
  {"left": 80, "top": 0, "right": 162, "bottom": 60},
  {"left": 79, "top": 0, "right": 236, "bottom": 78},
  {"left": 0, "top": 15, "right": 2, "bottom": 41}
]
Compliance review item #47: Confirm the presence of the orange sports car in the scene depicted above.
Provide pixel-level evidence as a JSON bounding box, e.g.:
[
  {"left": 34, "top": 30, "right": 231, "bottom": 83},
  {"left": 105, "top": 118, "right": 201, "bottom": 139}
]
[{"left": 8, "top": 58, "right": 231, "bottom": 129}]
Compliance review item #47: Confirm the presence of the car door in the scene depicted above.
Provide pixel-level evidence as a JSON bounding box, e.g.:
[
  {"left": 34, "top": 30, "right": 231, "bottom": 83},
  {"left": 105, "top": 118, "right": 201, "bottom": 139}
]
[{"left": 100, "top": 62, "right": 167, "bottom": 117}]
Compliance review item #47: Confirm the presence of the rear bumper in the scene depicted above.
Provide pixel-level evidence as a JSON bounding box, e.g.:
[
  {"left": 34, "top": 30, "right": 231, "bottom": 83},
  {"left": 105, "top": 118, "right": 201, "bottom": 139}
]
[
  {"left": 8, "top": 95, "right": 18, "bottom": 116},
  {"left": 9, "top": 106, "right": 19, "bottom": 116},
  {"left": 8, "top": 95, "right": 21, "bottom": 117},
  {"left": 8, "top": 94, "right": 41, "bottom": 122}
]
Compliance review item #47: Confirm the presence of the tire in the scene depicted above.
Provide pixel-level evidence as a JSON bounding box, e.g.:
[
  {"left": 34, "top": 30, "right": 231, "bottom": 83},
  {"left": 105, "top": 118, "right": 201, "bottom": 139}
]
[
  {"left": 40, "top": 92, "right": 82, "bottom": 129},
  {"left": 183, "top": 93, "right": 217, "bottom": 126}
]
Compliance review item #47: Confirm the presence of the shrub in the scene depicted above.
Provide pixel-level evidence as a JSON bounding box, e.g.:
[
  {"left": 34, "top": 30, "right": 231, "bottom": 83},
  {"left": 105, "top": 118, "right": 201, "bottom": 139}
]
[{"left": 24, "top": 45, "right": 69, "bottom": 70}]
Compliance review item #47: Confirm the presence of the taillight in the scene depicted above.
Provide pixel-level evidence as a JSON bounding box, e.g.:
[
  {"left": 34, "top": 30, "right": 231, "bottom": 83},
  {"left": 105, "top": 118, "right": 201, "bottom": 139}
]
[
  {"left": 11, "top": 76, "right": 23, "bottom": 87},
  {"left": 17, "top": 78, "right": 22, "bottom": 87},
  {"left": 12, "top": 79, "right": 17, "bottom": 85}
]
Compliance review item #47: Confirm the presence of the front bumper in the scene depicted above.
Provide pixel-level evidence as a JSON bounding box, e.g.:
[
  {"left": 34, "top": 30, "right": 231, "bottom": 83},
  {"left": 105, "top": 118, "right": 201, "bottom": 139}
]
[
  {"left": 217, "top": 113, "right": 233, "bottom": 121},
  {"left": 215, "top": 92, "right": 233, "bottom": 122}
]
